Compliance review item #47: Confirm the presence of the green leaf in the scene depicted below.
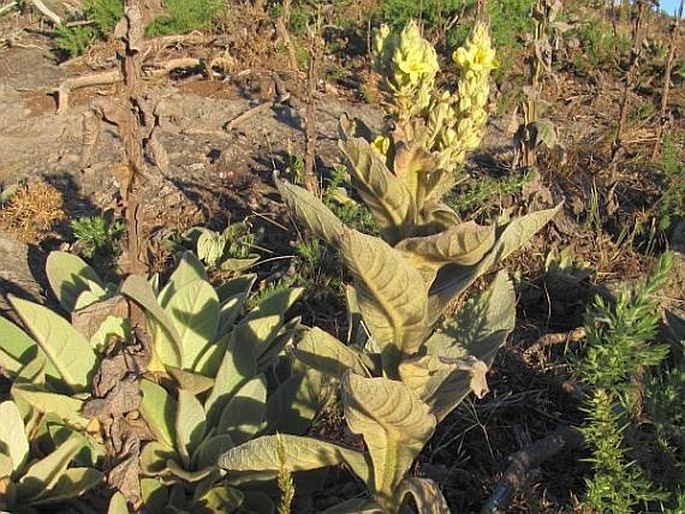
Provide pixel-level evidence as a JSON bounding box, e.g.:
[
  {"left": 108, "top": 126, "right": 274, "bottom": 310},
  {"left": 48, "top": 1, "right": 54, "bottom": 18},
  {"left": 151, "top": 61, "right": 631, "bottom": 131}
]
[
  {"left": 0, "top": 347, "right": 23, "bottom": 376},
  {"left": 11, "top": 384, "right": 90, "bottom": 430},
  {"left": 195, "top": 434, "right": 235, "bottom": 471},
  {"left": 89, "top": 315, "right": 129, "bottom": 352},
  {"left": 265, "top": 369, "right": 322, "bottom": 435},
  {"left": 8, "top": 296, "right": 97, "bottom": 391},
  {"left": 141, "top": 477, "right": 169, "bottom": 513},
  {"left": 216, "top": 275, "right": 256, "bottom": 304},
  {"left": 45, "top": 251, "right": 104, "bottom": 313},
  {"left": 422, "top": 271, "right": 515, "bottom": 422},
  {"left": 397, "top": 221, "right": 496, "bottom": 268},
  {"left": 29, "top": 467, "right": 102, "bottom": 505},
  {"left": 0, "top": 316, "right": 38, "bottom": 369},
  {"left": 218, "top": 375, "right": 266, "bottom": 445},
  {"left": 120, "top": 275, "right": 182, "bottom": 369},
  {"left": 166, "top": 459, "right": 215, "bottom": 483},
  {"left": 220, "top": 255, "right": 260, "bottom": 272},
  {"left": 108, "top": 491, "right": 130, "bottom": 514},
  {"left": 428, "top": 204, "right": 561, "bottom": 323},
  {"left": 158, "top": 251, "right": 208, "bottom": 308},
  {"left": 17, "top": 435, "right": 83, "bottom": 501},
  {"left": 165, "top": 280, "right": 220, "bottom": 369},
  {"left": 234, "top": 287, "right": 303, "bottom": 363},
  {"left": 396, "top": 477, "right": 451, "bottom": 513},
  {"left": 166, "top": 366, "right": 214, "bottom": 395},
  {"left": 219, "top": 434, "right": 371, "bottom": 484},
  {"left": 341, "top": 372, "right": 435, "bottom": 500},
  {"left": 426, "top": 271, "right": 515, "bottom": 365},
  {"left": 340, "top": 137, "right": 416, "bottom": 244},
  {"left": 139, "top": 379, "right": 177, "bottom": 449},
  {"left": 0, "top": 401, "right": 28, "bottom": 476},
  {"left": 275, "top": 174, "right": 345, "bottom": 246},
  {"left": 175, "top": 390, "right": 207, "bottom": 467},
  {"left": 295, "top": 327, "right": 371, "bottom": 379},
  {"left": 204, "top": 335, "right": 257, "bottom": 428},
  {"left": 217, "top": 293, "right": 248, "bottom": 337},
  {"left": 339, "top": 230, "right": 428, "bottom": 375},
  {"left": 139, "top": 441, "right": 175, "bottom": 476}
]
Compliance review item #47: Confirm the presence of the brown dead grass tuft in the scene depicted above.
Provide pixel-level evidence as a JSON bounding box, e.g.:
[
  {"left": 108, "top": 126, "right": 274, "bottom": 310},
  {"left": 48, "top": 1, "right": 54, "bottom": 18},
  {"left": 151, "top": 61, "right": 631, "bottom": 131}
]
[{"left": 0, "top": 180, "right": 67, "bottom": 243}]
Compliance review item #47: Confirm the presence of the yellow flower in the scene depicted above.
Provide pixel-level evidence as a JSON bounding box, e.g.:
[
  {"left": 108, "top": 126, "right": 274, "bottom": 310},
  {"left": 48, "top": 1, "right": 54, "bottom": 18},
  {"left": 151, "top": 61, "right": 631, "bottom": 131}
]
[{"left": 371, "top": 135, "right": 391, "bottom": 156}]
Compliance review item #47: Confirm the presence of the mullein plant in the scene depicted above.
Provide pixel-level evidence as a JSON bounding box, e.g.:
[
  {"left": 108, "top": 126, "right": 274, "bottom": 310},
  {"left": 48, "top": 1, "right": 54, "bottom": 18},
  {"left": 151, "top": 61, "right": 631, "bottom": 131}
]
[{"left": 219, "top": 21, "right": 560, "bottom": 513}]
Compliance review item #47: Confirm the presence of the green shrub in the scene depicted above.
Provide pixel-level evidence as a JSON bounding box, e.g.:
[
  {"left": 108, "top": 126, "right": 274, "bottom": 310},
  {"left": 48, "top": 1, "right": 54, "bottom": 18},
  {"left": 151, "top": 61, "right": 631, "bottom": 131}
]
[
  {"left": 70, "top": 213, "right": 124, "bottom": 259},
  {"left": 577, "top": 253, "right": 675, "bottom": 512},
  {"left": 146, "top": 0, "right": 225, "bottom": 36},
  {"left": 55, "top": 0, "right": 123, "bottom": 58}
]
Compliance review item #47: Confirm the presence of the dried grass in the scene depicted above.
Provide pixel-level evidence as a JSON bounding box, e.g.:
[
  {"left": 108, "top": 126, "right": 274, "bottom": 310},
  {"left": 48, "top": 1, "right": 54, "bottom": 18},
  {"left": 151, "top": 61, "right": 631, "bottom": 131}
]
[{"left": 0, "top": 180, "right": 66, "bottom": 242}]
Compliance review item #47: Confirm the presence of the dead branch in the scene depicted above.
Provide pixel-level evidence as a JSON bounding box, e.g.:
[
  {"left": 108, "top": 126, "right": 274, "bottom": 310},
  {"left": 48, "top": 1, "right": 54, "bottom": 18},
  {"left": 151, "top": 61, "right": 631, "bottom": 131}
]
[
  {"left": 652, "top": 1, "right": 682, "bottom": 159},
  {"left": 0, "top": 2, "right": 18, "bottom": 16},
  {"left": 53, "top": 58, "right": 201, "bottom": 114},
  {"left": 481, "top": 427, "right": 585, "bottom": 514},
  {"left": 612, "top": 0, "right": 647, "bottom": 160},
  {"left": 54, "top": 69, "right": 122, "bottom": 115},
  {"left": 523, "top": 327, "right": 587, "bottom": 362},
  {"left": 28, "top": 0, "right": 62, "bottom": 24}
]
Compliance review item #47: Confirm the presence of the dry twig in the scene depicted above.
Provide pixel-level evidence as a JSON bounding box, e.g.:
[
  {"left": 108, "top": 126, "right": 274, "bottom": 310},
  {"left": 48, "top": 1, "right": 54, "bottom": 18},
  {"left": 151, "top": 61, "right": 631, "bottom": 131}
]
[{"left": 481, "top": 427, "right": 585, "bottom": 514}]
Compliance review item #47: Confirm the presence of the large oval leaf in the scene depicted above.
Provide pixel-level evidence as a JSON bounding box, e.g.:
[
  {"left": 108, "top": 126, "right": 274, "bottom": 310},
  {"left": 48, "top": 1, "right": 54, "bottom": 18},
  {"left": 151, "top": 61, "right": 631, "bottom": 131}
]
[
  {"left": 340, "top": 137, "right": 416, "bottom": 244},
  {"left": 17, "top": 435, "right": 83, "bottom": 501},
  {"left": 294, "top": 327, "right": 371, "bottom": 379},
  {"left": 45, "top": 251, "right": 104, "bottom": 313},
  {"left": 427, "top": 203, "right": 562, "bottom": 323},
  {"left": 165, "top": 280, "right": 219, "bottom": 370},
  {"left": 341, "top": 372, "right": 436, "bottom": 499},
  {"left": 120, "top": 275, "right": 182, "bottom": 369},
  {"left": 8, "top": 296, "right": 96, "bottom": 391},
  {"left": 0, "top": 316, "right": 39, "bottom": 372},
  {"left": 219, "top": 434, "right": 371, "bottom": 485},
  {"left": 158, "top": 251, "right": 208, "bottom": 308},
  {"left": 175, "top": 390, "right": 206, "bottom": 467},
  {"left": 396, "top": 221, "right": 496, "bottom": 267},
  {"left": 218, "top": 375, "right": 266, "bottom": 445},
  {"left": 275, "top": 174, "right": 345, "bottom": 246},
  {"left": 139, "top": 379, "right": 177, "bottom": 449},
  {"left": 339, "top": 230, "right": 428, "bottom": 374},
  {"left": 0, "top": 401, "right": 28, "bottom": 476},
  {"left": 11, "top": 385, "right": 91, "bottom": 430}
]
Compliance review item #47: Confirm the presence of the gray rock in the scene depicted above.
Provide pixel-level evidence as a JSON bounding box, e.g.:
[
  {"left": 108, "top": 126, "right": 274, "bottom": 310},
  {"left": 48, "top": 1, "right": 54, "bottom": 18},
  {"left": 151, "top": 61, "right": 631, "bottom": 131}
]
[{"left": 0, "top": 233, "right": 46, "bottom": 323}]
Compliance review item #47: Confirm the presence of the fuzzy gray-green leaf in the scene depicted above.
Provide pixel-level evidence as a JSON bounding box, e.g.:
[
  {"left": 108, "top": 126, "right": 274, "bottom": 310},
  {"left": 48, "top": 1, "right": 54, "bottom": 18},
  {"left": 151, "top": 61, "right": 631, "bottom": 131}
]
[
  {"left": 397, "top": 221, "right": 496, "bottom": 267},
  {"left": 0, "top": 401, "right": 28, "bottom": 476},
  {"left": 139, "top": 379, "right": 177, "bottom": 449},
  {"left": 340, "top": 229, "right": 428, "bottom": 373},
  {"left": 8, "top": 296, "right": 97, "bottom": 391},
  {"left": 341, "top": 372, "right": 435, "bottom": 497},
  {"left": 295, "top": 327, "right": 371, "bottom": 379},
  {"left": 46, "top": 251, "right": 104, "bottom": 313},
  {"left": 219, "top": 434, "right": 371, "bottom": 484},
  {"left": 340, "top": 138, "right": 415, "bottom": 244},
  {"left": 165, "top": 280, "right": 220, "bottom": 370},
  {"left": 428, "top": 204, "right": 561, "bottom": 323},
  {"left": 120, "top": 275, "right": 183, "bottom": 368},
  {"left": 275, "top": 174, "right": 345, "bottom": 246},
  {"left": 218, "top": 375, "right": 266, "bottom": 445},
  {"left": 175, "top": 390, "right": 207, "bottom": 466}
]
